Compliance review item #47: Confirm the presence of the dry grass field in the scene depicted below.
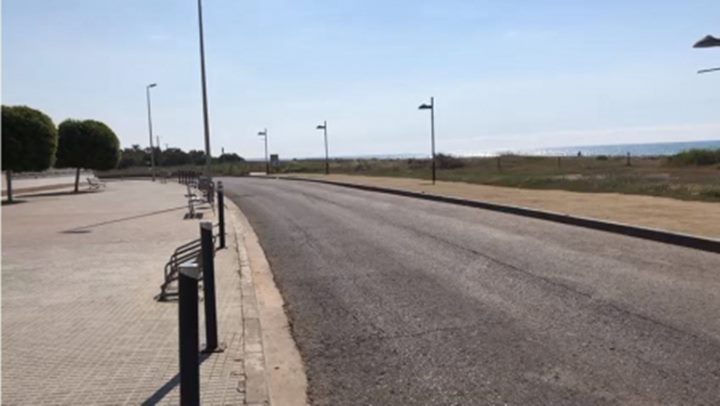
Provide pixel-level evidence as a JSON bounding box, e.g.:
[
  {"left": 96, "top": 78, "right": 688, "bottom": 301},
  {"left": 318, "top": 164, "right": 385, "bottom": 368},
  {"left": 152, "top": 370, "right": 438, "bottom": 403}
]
[{"left": 276, "top": 154, "right": 720, "bottom": 202}]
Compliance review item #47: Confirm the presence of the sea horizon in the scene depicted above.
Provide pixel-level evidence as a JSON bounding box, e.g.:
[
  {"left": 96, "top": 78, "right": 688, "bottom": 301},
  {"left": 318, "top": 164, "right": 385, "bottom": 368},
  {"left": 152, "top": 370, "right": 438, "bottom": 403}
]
[{"left": 267, "top": 139, "right": 720, "bottom": 161}]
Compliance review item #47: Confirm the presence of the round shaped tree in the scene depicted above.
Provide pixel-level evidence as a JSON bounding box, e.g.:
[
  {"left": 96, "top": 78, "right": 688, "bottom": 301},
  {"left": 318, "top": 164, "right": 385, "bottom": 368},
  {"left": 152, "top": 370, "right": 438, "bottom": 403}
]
[
  {"left": 2, "top": 105, "right": 58, "bottom": 202},
  {"left": 56, "top": 119, "right": 121, "bottom": 192}
]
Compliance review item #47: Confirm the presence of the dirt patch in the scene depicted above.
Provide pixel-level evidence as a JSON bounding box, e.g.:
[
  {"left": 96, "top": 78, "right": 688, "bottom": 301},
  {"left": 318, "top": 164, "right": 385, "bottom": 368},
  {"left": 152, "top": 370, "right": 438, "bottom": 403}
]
[{"left": 284, "top": 174, "right": 720, "bottom": 239}]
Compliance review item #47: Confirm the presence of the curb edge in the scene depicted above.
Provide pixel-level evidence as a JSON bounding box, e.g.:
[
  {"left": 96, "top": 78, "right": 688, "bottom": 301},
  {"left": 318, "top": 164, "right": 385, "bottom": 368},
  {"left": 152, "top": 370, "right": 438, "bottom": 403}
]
[{"left": 274, "top": 176, "right": 720, "bottom": 254}]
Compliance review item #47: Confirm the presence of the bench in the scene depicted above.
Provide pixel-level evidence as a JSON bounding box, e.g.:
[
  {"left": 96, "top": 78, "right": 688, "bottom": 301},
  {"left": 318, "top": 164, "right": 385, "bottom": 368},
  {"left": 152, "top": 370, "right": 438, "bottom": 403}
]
[
  {"left": 87, "top": 177, "right": 106, "bottom": 191},
  {"left": 185, "top": 184, "right": 204, "bottom": 218},
  {"left": 197, "top": 177, "right": 215, "bottom": 206}
]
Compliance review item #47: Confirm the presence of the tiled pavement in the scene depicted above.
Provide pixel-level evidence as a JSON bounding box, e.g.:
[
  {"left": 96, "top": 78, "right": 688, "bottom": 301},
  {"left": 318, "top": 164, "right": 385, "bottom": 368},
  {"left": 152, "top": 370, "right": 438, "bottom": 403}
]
[{"left": 2, "top": 181, "right": 256, "bottom": 405}]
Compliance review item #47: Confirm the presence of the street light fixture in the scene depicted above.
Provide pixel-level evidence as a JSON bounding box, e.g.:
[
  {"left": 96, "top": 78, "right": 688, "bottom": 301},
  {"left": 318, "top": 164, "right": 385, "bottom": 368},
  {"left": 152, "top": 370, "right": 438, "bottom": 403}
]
[
  {"left": 418, "top": 97, "right": 436, "bottom": 185},
  {"left": 693, "top": 35, "right": 720, "bottom": 48},
  {"left": 146, "top": 83, "right": 158, "bottom": 182},
  {"left": 197, "top": 0, "right": 213, "bottom": 177},
  {"left": 693, "top": 34, "right": 720, "bottom": 74},
  {"left": 257, "top": 128, "right": 269, "bottom": 175},
  {"left": 316, "top": 121, "right": 329, "bottom": 175}
]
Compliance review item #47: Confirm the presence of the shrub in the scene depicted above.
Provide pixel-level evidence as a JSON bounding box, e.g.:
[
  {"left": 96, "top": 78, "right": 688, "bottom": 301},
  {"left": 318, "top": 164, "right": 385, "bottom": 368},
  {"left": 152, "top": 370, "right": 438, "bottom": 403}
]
[
  {"left": 56, "top": 119, "right": 121, "bottom": 192},
  {"left": 1, "top": 105, "right": 58, "bottom": 201},
  {"left": 670, "top": 149, "right": 720, "bottom": 166}
]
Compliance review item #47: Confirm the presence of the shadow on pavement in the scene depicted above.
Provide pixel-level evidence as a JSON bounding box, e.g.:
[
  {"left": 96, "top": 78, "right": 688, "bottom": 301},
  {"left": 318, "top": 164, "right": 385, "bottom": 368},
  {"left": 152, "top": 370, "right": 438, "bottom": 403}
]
[
  {"left": 61, "top": 205, "right": 189, "bottom": 233},
  {"left": 19, "top": 189, "right": 93, "bottom": 198},
  {"left": 140, "top": 353, "right": 212, "bottom": 405},
  {"left": 1, "top": 199, "right": 28, "bottom": 206}
]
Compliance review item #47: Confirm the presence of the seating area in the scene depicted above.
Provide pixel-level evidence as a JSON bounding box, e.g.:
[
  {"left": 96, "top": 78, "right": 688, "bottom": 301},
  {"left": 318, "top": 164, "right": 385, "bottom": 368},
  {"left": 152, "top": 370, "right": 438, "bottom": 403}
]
[
  {"left": 86, "top": 176, "right": 105, "bottom": 191},
  {"left": 185, "top": 184, "right": 205, "bottom": 219}
]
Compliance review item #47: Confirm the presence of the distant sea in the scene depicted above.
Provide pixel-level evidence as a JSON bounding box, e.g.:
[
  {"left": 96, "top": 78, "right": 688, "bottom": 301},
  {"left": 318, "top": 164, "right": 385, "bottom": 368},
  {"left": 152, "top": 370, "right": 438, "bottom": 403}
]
[
  {"left": 278, "top": 139, "right": 720, "bottom": 161},
  {"left": 509, "top": 139, "right": 720, "bottom": 157}
]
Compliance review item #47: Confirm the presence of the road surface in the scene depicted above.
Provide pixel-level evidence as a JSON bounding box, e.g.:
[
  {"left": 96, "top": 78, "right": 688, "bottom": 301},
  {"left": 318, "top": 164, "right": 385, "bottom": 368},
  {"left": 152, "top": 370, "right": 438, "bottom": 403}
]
[{"left": 223, "top": 177, "right": 720, "bottom": 405}]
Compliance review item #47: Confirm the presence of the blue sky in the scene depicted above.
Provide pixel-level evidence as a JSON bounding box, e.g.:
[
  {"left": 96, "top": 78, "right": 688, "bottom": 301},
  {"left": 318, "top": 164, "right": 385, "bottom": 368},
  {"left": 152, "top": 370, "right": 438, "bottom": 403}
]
[{"left": 3, "top": 0, "right": 720, "bottom": 158}]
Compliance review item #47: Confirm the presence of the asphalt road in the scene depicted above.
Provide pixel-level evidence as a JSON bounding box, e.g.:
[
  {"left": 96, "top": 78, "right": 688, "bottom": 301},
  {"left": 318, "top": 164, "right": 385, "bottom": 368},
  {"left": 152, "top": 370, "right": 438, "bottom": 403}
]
[{"left": 223, "top": 177, "right": 720, "bottom": 406}]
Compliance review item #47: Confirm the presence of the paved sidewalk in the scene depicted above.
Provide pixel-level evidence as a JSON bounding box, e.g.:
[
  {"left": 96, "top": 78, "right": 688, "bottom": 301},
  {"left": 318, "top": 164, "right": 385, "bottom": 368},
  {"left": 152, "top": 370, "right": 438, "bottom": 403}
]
[{"left": 2, "top": 181, "right": 259, "bottom": 405}]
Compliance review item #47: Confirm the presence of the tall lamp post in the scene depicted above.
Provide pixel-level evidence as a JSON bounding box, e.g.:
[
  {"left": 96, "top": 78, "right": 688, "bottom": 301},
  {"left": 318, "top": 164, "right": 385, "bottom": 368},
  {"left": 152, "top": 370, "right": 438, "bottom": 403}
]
[
  {"left": 258, "top": 128, "right": 269, "bottom": 175},
  {"left": 197, "top": 0, "right": 212, "bottom": 177},
  {"left": 694, "top": 34, "right": 720, "bottom": 74},
  {"left": 418, "top": 97, "right": 436, "bottom": 185},
  {"left": 146, "top": 83, "right": 157, "bottom": 182},
  {"left": 316, "top": 121, "right": 329, "bottom": 175}
]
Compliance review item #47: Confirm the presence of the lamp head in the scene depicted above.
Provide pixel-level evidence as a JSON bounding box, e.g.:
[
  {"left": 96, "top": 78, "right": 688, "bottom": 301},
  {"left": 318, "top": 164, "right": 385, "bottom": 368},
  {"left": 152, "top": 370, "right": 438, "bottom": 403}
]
[
  {"left": 418, "top": 103, "right": 432, "bottom": 110},
  {"left": 694, "top": 35, "right": 720, "bottom": 48}
]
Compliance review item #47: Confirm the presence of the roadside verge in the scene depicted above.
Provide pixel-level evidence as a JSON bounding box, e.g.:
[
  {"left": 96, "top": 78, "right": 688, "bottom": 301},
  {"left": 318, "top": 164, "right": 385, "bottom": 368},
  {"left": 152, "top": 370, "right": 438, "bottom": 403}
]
[
  {"left": 274, "top": 176, "right": 720, "bottom": 254},
  {"left": 225, "top": 197, "right": 308, "bottom": 406}
]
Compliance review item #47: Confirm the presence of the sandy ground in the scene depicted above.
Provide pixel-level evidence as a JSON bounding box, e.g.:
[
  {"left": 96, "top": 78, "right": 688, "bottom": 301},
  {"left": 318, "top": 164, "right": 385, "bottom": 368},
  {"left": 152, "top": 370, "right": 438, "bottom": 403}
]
[{"left": 284, "top": 174, "right": 720, "bottom": 239}]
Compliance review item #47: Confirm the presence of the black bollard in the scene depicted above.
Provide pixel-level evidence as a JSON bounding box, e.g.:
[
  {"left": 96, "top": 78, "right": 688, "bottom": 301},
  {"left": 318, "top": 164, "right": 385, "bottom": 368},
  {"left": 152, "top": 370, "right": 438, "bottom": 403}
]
[
  {"left": 178, "top": 263, "right": 200, "bottom": 406},
  {"left": 200, "top": 222, "right": 219, "bottom": 353},
  {"left": 217, "top": 182, "right": 225, "bottom": 249}
]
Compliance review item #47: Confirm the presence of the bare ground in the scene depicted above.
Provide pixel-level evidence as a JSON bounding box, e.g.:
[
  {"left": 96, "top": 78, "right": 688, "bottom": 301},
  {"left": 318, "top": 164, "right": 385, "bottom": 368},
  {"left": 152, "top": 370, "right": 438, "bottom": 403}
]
[{"left": 284, "top": 174, "right": 720, "bottom": 239}]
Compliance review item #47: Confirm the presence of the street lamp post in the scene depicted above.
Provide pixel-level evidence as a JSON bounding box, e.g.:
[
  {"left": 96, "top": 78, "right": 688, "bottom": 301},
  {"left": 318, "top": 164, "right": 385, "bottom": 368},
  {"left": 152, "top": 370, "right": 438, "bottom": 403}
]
[
  {"left": 197, "top": 0, "right": 212, "bottom": 177},
  {"left": 258, "top": 129, "right": 269, "bottom": 175},
  {"left": 418, "top": 97, "right": 436, "bottom": 185},
  {"left": 146, "top": 83, "right": 157, "bottom": 182},
  {"left": 316, "top": 121, "right": 329, "bottom": 175},
  {"left": 693, "top": 34, "right": 720, "bottom": 74}
]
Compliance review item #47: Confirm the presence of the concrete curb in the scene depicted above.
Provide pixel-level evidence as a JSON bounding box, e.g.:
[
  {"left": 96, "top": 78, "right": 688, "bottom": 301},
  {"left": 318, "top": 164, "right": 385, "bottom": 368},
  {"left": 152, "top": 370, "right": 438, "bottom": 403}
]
[
  {"left": 225, "top": 197, "right": 308, "bottom": 406},
  {"left": 274, "top": 176, "right": 720, "bottom": 254}
]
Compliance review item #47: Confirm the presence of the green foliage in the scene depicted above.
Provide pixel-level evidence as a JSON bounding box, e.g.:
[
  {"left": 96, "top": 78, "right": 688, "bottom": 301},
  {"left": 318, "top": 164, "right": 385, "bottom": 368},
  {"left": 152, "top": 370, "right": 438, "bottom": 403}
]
[
  {"left": 119, "top": 144, "right": 149, "bottom": 169},
  {"left": 216, "top": 153, "right": 245, "bottom": 163},
  {"left": 1, "top": 105, "right": 58, "bottom": 172},
  {"left": 116, "top": 146, "right": 247, "bottom": 169},
  {"left": 670, "top": 149, "right": 720, "bottom": 166},
  {"left": 161, "top": 148, "right": 192, "bottom": 166},
  {"left": 56, "top": 119, "right": 121, "bottom": 170},
  {"left": 188, "top": 150, "right": 207, "bottom": 165}
]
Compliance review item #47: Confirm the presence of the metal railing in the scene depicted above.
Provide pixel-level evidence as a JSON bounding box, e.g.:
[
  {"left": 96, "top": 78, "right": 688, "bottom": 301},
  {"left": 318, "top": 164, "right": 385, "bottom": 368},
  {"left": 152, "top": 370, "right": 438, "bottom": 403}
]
[
  {"left": 157, "top": 181, "right": 225, "bottom": 301},
  {"left": 158, "top": 181, "right": 227, "bottom": 404}
]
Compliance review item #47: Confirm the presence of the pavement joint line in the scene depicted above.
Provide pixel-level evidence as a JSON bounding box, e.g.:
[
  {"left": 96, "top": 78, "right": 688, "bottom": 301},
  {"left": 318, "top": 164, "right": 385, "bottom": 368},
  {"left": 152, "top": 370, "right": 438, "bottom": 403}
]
[{"left": 272, "top": 175, "right": 720, "bottom": 254}]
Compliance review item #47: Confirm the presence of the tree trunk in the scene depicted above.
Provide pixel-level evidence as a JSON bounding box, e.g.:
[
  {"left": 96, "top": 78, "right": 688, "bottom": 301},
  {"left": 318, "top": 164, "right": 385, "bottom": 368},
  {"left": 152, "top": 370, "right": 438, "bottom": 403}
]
[
  {"left": 6, "top": 170, "right": 13, "bottom": 203},
  {"left": 74, "top": 168, "right": 80, "bottom": 193}
]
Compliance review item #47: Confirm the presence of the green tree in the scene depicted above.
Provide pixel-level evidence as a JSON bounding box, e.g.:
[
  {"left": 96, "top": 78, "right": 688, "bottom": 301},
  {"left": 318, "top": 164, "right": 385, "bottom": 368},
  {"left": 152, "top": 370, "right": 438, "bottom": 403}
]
[
  {"left": 188, "top": 150, "right": 206, "bottom": 165},
  {"left": 160, "top": 148, "right": 191, "bottom": 166},
  {"left": 216, "top": 153, "right": 245, "bottom": 163},
  {"left": 56, "top": 119, "right": 121, "bottom": 192},
  {"left": 119, "top": 144, "right": 149, "bottom": 169},
  {"left": 1, "top": 105, "right": 58, "bottom": 202}
]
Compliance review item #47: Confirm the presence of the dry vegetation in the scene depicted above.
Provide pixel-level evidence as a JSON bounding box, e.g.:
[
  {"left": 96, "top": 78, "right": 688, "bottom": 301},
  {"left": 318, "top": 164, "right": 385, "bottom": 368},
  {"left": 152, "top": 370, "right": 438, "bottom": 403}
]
[
  {"left": 99, "top": 151, "right": 720, "bottom": 202},
  {"left": 276, "top": 153, "right": 720, "bottom": 202}
]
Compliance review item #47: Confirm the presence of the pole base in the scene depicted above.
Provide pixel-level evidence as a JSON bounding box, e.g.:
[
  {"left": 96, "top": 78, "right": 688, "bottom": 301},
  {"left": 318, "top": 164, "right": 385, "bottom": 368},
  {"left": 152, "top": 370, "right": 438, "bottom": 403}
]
[{"left": 201, "top": 342, "right": 227, "bottom": 354}]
